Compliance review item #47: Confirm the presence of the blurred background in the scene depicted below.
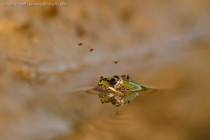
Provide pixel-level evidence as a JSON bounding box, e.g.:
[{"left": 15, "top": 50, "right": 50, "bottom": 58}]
[{"left": 0, "top": 0, "right": 210, "bottom": 140}]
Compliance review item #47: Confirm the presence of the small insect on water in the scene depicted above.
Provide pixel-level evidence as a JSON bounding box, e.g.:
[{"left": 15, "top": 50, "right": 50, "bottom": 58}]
[
  {"left": 88, "top": 47, "right": 94, "bottom": 52},
  {"left": 113, "top": 60, "right": 120, "bottom": 64},
  {"left": 78, "top": 42, "right": 83, "bottom": 46},
  {"left": 94, "top": 75, "right": 155, "bottom": 107}
]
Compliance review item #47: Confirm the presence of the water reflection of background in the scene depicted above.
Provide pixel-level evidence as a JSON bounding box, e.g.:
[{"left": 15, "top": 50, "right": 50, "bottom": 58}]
[{"left": 0, "top": 0, "right": 210, "bottom": 139}]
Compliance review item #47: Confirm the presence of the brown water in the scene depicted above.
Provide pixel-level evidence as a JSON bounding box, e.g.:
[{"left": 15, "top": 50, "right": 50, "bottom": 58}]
[{"left": 0, "top": 0, "right": 210, "bottom": 140}]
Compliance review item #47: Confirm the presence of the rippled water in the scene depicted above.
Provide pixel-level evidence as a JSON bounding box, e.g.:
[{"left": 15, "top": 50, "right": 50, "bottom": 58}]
[{"left": 0, "top": 0, "right": 210, "bottom": 140}]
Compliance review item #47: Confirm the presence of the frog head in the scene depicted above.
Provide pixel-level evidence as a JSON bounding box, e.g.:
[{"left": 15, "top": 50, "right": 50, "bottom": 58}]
[
  {"left": 98, "top": 75, "right": 132, "bottom": 92},
  {"left": 97, "top": 75, "right": 132, "bottom": 107}
]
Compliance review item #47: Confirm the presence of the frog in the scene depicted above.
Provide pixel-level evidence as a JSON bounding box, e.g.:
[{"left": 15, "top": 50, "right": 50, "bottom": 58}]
[{"left": 96, "top": 75, "right": 154, "bottom": 107}]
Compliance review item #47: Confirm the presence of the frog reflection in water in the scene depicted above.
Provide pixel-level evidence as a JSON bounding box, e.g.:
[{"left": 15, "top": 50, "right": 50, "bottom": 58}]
[{"left": 96, "top": 75, "right": 154, "bottom": 107}]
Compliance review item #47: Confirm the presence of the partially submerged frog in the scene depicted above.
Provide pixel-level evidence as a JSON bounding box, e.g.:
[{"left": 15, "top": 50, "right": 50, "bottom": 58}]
[{"left": 95, "top": 75, "right": 155, "bottom": 107}]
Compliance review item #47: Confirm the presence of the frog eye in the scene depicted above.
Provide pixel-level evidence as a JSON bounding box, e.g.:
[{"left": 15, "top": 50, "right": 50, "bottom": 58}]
[
  {"left": 111, "top": 98, "right": 123, "bottom": 107},
  {"left": 113, "top": 75, "right": 119, "bottom": 78},
  {"left": 127, "top": 75, "right": 131, "bottom": 80},
  {"left": 110, "top": 78, "right": 118, "bottom": 85}
]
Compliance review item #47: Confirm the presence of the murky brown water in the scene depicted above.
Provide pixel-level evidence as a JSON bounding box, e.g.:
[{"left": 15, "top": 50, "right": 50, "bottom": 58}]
[{"left": 0, "top": 0, "right": 210, "bottom": 140}]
